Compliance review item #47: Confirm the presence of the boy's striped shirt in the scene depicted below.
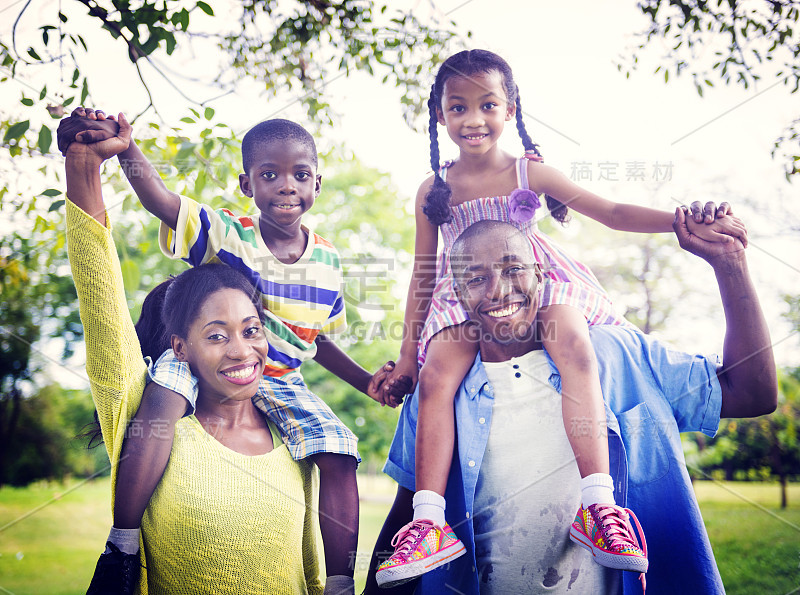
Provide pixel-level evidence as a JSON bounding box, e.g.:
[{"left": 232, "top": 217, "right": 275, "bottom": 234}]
[{"left": 159, "top": 195, "right": 346, "bottom": 377}]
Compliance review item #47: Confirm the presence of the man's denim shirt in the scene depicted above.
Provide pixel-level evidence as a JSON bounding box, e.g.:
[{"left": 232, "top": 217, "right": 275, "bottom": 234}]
[{"left": 384, "top": 325, "right": 725, "bottom": 595}]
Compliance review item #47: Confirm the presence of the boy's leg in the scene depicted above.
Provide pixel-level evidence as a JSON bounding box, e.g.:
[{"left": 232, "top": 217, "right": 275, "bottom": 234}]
[
  {"left": 113, "top": 383, "right": 189, "bottom": 528},
  {"left": 88, "top": 382, "right": 188, "bottom": 595},
  {"left": 253, "top": 374, "right": 361, "bottom": 593},
  {"left": 311, "top": 453, "right": 358, "bottom": 591}
]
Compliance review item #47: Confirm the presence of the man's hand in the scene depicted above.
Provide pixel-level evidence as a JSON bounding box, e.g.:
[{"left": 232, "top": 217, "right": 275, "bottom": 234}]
[
  {"left": 57, "top": 107, "right": 121, "bottom": 156},
  {"left": 673, "top": 206, "right": 745, "bottom": 266}
]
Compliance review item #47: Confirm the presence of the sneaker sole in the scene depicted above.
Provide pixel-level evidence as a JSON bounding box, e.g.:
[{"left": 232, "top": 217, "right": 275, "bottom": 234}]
[
  {"left": 569, "top": 525, "right": 649, "bottom": 573},
  {"left": 376, "top": 541, "right": 467, "bottom": 588}
]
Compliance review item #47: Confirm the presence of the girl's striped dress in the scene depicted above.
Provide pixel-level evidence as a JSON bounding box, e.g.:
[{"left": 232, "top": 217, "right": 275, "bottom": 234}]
[{"left": 418, "top": 158, "right": 633, "bottom": 365}]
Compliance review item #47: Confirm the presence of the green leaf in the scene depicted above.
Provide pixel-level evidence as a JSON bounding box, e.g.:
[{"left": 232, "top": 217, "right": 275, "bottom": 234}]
[
  {"left": 27, "top": 47, "right": 42, "bottom": 61},
  {"left": 4, "top": 120, "right": 30, "bottom": 142},
  {"left": 39, "top": 85, "right": 47, "bottom": 100},
  {"left": 41, "top": 188, "right": 62, "bottom": 197},
  {"left": 38, "top": 126, "right": 52, "bottom": 154},
  {"left": 196, "top": 1, "right": 214, "bottom": 16},
  {"left": 204, "top": 106, "right": 215, "bottom": 120},
  {"left": 120, "top": 259, "right": 141, "bottom": 290},
  {"left": 62, "top": 96, "right": 74, "bottom": 106},
  {"left": 48, "top": 199, "right": 65, "bottom": 212},
  {"left": 21, "top": 97, "right": 34, "bottom": 106},
  {"left": 80, "top": 78, "right": 89, "bottom": 105},
  {"left": 180, "top": 116, "right": 195, "bottom": 124},
  {"left": 59, "top": 11, "right": 67, "bottom": 22}
]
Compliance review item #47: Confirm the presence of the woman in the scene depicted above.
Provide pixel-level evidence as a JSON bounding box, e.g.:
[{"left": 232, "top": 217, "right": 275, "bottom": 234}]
[{"left": 64, "top": 116, "right": 322, "bottom": 594}]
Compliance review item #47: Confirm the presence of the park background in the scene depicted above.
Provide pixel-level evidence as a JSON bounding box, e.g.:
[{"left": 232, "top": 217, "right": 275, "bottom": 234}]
[{"left": 1, "top": 0, "right": 799, "bottom": 593}]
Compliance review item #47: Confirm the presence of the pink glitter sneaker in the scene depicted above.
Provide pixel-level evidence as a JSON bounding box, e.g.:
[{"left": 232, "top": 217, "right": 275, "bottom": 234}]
[
  {"left": 375, "top": 519, "right": 466, "bottom": 588},
  {"left": 570, "top": 504, "right": 648, "bottom": 589}
]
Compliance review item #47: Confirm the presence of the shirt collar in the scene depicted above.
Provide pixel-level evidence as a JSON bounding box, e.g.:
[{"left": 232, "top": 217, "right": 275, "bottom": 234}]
[{"left": 466, "top": 348, "right": 562, "bottom": 400}]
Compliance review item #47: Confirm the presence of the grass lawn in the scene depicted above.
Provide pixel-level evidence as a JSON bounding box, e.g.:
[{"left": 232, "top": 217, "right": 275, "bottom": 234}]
[{"left": 1, "top": 476, "right": 799, "bottom": 594}]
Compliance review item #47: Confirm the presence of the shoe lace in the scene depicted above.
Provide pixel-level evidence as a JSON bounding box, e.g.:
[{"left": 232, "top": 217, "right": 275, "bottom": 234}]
[
  {"left": 389, "top": 519, "right": 436, "bottom": 558},
  {"left": 592, "top": 505, "right": 648, "bottom": 591}
]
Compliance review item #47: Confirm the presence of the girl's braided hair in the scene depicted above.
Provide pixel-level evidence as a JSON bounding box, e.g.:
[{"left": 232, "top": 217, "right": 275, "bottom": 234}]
[{"left": 423, "top": 49, "right": 569, "bottom": 226}]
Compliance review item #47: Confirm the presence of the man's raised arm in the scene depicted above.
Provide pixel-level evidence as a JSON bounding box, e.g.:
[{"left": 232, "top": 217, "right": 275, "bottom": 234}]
[{"left": 673, "top": 207, "right": 777, "bottom": 418}]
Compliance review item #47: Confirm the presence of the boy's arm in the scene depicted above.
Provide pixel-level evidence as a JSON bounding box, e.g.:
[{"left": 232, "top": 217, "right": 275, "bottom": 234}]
[
  {"left": 60, "top": 108, "right": 181, "bottom": 229},
  {"left": 313, "top": 333, "right": 372, "bottom": 395},
  {"left": 118, "top": 138, "right": 181, "bottom": 230}
]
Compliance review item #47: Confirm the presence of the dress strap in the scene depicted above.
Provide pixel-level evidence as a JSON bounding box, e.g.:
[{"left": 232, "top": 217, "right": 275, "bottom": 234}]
[
  {"left": 516, "top": 157, "right": 530, "bottom": 190},
  {"left": 438, "top": 160, "right": 455, "bottom": 183}
]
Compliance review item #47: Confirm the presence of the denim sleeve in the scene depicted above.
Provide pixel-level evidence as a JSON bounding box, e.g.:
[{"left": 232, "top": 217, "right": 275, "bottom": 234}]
[
  {"left": 643, "top": 334, "right": 722, "bottom": 437},
  {"left": 146, "top": 349, "right": 199, "bottom": 413},
  {"left": 590, "top": 326, "right": 722, "bottom": 437},
  {"left": 382, "top": 386, "right": 419, "bottom": 492}
]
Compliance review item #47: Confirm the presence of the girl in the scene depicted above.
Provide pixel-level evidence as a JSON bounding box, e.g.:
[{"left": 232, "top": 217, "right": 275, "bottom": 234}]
[
  {"left": 64, "top": 124, "right": 324, "bottom": 594},
  {"left": 375, "top": 49, "right": 746, "bottom": 588}
]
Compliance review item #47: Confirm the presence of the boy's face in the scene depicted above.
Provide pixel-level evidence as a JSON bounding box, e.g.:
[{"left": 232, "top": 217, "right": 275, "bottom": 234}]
[{"left": 239, "top": 139, "right": 321, "bottom": 232}]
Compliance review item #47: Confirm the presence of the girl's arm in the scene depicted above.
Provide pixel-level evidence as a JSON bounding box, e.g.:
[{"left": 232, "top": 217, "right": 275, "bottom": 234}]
[
  {"left": 528, "top": 161, "right": 747, "bottom": 244},
  {"left": 379, "top": 178, "right": 439, "bottom": 395}
]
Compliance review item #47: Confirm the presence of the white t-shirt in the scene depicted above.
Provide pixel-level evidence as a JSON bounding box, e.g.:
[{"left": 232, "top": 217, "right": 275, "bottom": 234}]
[{"left": 473, "top": 350, "right": 618, "bottom": 594}]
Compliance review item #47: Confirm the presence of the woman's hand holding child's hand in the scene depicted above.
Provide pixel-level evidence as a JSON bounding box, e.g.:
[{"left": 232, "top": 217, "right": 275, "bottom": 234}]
[{"left": 57, "top": 107, "right": 125, "bottom": 158}]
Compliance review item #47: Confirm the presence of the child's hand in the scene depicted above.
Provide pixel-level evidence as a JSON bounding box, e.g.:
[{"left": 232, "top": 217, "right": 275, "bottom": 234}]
[
  {"left": 687, "top": 200, "right": 733, "bottom": 225},
  {"left": 57, "top": 107, "right": 122, "bottom": 156},
  {"left": 59, "top": 109, "right": 131, "bottom": 163},
  {"left": 684, "top": 206, "right": 748, "bottom": 247},
  {"left": 367, "top": 361, "right": 413, "bottom": 407},
  {"left": 379, "top": 354, "right": 418, "bottom": 404}
]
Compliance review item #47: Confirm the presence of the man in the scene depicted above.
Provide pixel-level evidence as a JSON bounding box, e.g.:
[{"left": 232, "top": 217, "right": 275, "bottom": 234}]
[{"left": 365, "top": 210, "right": 776, "bottom": 594}]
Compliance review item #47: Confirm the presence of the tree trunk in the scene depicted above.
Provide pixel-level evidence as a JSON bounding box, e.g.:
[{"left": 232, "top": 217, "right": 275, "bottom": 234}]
[{"left": 780, "top": 474, "right": 788, "bottom": 509}]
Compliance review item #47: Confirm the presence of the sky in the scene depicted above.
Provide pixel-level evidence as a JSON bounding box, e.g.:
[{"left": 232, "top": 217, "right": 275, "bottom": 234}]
[{"left": 2, "top": 0, "right": 799, "bottom": 368}]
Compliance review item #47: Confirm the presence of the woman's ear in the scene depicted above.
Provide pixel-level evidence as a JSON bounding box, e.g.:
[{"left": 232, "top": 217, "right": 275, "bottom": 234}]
[
  {"left": 171, "top": 335, "right": 189, "bottom": 362},
  {"left": 437, "top": 108, "right": 445, "bottom": 126}
]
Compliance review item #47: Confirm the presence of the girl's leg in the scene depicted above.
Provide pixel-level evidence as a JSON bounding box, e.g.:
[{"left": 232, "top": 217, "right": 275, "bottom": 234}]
[
  {"left": 538, "top": 305, "right": 609, "bottom": 480},
  {"left": 539, "top": 305, "right": 648, "bottom": 577},
  {"left": 375, "top": 324, "right": 476, "bottom": 588},
  {"left": 416, "top": 323, "right": 479, "bottom": 497},
  {"left": 312, "top": 453, "right": 358, "bottom": 594}
]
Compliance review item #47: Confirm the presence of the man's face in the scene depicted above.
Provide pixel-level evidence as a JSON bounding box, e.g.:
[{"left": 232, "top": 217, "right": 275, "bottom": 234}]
[{"left": 453, "top": 227, "right": 542, "bottom": 358}]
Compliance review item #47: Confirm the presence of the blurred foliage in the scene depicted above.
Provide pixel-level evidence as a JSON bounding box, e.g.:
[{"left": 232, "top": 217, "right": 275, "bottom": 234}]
[
  {"left": 621, "top": 0, "right": 799, "bottom": 179},
  {"left": 686, "top": 369, "right": 800, "bottom": 508},
  {"left": 0, "top": 0, "right": 465, "bottom": 175},
  {"left": 1, "top": 384, "right": 107, "bottom": 486}
]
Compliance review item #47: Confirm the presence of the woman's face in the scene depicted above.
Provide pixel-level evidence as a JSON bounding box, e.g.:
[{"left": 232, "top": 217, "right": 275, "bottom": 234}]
[{"left": 172, "top": 288, "right": 267, "bottom": 404}]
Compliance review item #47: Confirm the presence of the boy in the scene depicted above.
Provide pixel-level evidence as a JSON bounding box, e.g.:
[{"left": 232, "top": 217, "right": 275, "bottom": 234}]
[{"left": 58, "top": 108, "right": 407, "bottom": 595}]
